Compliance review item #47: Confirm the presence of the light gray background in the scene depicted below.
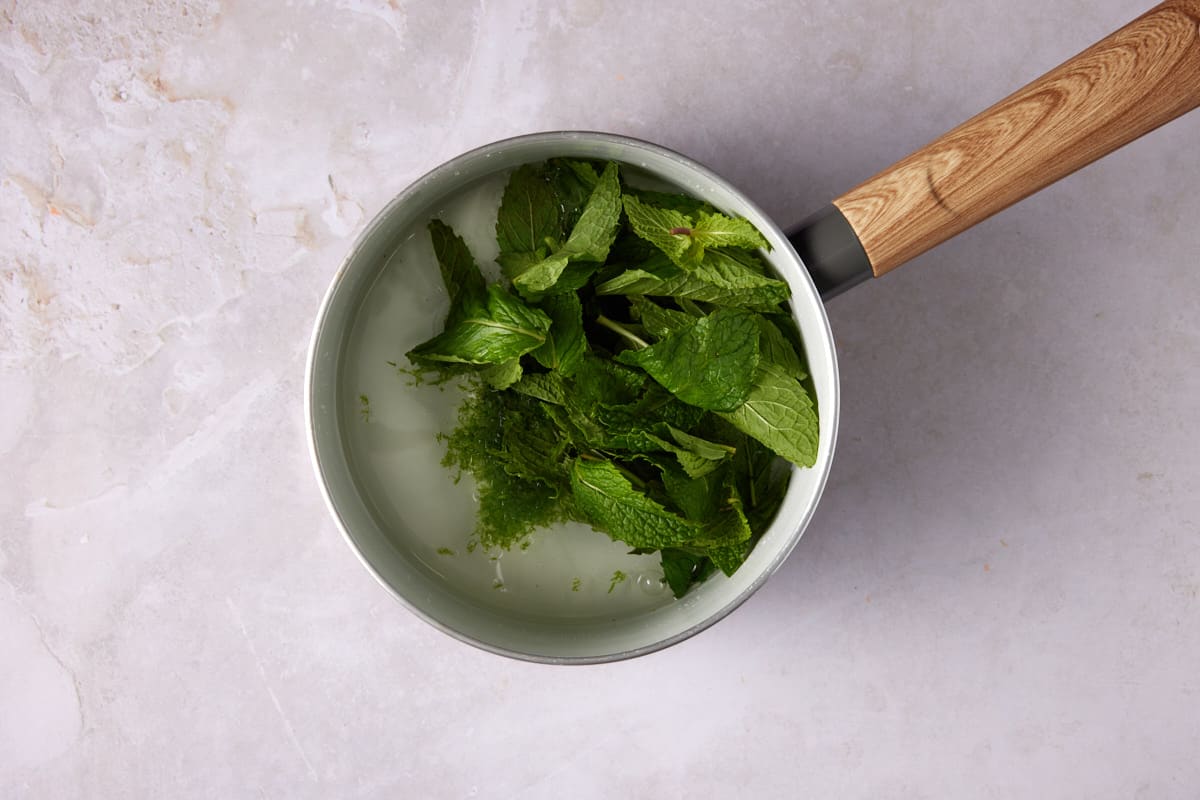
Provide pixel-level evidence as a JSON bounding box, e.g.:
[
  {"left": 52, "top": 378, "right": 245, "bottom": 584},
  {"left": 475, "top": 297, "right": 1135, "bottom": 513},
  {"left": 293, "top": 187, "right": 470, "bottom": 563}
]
[{"left": 3, "top": 1, "right": 1198, "bottom": 797}]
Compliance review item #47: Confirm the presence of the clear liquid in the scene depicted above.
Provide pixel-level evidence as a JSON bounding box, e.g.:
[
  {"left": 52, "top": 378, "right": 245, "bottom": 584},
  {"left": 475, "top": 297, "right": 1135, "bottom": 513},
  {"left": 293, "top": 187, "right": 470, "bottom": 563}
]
[{"left": 341, "top": 171, "right": 675, "bottom": 619}]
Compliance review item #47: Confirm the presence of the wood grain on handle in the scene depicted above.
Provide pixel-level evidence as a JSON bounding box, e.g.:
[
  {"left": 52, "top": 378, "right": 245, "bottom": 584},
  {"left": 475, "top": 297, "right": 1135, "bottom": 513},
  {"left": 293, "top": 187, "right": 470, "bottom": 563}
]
[{"left": 833, "top": 0, "right": 1200, "bottom": 277}]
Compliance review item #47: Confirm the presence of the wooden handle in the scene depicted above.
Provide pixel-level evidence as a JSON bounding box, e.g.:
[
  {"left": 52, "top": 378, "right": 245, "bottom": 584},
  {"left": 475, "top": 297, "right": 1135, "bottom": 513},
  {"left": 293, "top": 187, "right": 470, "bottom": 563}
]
[{"left": 833, "top": 0, "right": 1200, "bottom": 277}]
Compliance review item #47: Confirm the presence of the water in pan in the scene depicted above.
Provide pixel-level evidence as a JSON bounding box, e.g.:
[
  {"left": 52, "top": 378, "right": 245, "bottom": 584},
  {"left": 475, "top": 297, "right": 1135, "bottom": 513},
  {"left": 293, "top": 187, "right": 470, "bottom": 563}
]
[{"left": 340, "top": 167, "right": 676, "bottom": 620}]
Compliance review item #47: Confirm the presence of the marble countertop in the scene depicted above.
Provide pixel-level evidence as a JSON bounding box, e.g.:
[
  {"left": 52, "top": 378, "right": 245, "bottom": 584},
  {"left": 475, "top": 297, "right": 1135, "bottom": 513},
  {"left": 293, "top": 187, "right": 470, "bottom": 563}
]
[{"left": 3, "top": 1, "right": 1199, "bottom": 797}]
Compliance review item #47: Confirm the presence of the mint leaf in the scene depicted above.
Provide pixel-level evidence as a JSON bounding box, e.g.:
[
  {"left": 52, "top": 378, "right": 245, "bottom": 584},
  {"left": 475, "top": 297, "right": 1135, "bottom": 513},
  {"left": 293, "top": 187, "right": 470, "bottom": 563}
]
[
  {"left": 571, "top": 355, "right": 646, "bottom": 409},
  {"left": 708, "top": 419, "right": 789, "bottom": 530},
  {"left": 662, "top": 465, "right": 727, "bottom": 521},
  {"left": 689, "top": 211, "right": 771, "bottom": 254},
  {"left": 757, "top": 316, "right": 805, "bottom": 376},
  {"left": 497, "top": 249, "right": 544, "bottom": 281},
  {"left": 481, "top": 358, "right": 523, "bottom": 390},
  {"left": 542, "top": 261, "right": 599, "bottom": 296},
  {"left": 512, "top": 162, "right": 621, "bottom": 294},
  {"left": 561, "top": 161, "right": 621, "bottom": 261},
  {"left": 695, "top": 482, "right": 753, "bottom": 576},
  {"left": 511, "top": 253, "right": 571, "bottom": 294},
  {"left": 659, "top": 548, "right": 716, "bottom": 598},
  {"left": 542, "top": 401, "right": 605, "bottom": 447},
  {"left": 667, "top": 425, "right": 734, "bottom": 462},
  {"left": 746, "top": 454, "right": 789, "bottom": 534},
  {"left": 595, "top": 260, "right": 790, "bottom": 312},
  {"left": 616, "top": 308, "right": 761, "bottom": 412},
  {"left": 511, "top": 372, "right": 567, "bottom": 406},
  {"left": 428, "top": 219, "right": 487, "bottom": 325},
  {"left": 706, "top": 538, "right": 751, "bottom": 577},
  {"left": 408, "top": 283, "right": 551, "bottom": 365},
  {"left": 547, "top": 159, "right": 600, "bottom": 234},
  {"left": 623, "top": 384, "right": 708, "bottom": 431},
  {"left": 623, "top": 196, "right": 769, "bottom": 268},
  {"left": 496, "top": 164, "right": 560, "bottom": 256},
  {"left": 717, "top": 362, "right": 819, "bottom": 467},
  {"left": 712, "top": 246, "right": 770, "bottom": 275},
  {"left": 629, "top": 296, "right": 691, "bottom": 339},
  {"left": 532, "top": 293, "right": 586, "bottom": 376},
  {"left": 641, "top": 433, "right": 725, "bottom": 478},
  {"left": 570, "top": 459, "right": 699, "bottom": 549},
  {"left": 696, "top": 494, "right": 752, "bottom": 548},
  {"left": 622, "top": 195, "right": 693, "bottom": 267},
  {"left": 692, "top": 249, "right": 786, "bottom": 296},
  {"left": 498, "top": 398, "right": 571, "bottom": 485}
]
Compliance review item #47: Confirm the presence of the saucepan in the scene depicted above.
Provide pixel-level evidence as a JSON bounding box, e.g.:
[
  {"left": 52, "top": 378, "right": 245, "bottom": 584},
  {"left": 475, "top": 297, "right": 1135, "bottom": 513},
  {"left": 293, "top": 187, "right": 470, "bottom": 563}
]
[{"left": 306, "top": 1, "right": 1200, "bottom": 662}]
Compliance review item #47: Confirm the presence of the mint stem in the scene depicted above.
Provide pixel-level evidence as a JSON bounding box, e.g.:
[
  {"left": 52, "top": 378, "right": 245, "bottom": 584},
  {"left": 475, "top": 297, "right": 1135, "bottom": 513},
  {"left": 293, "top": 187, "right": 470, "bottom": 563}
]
[
  {"left": 613, "top": 463, "right": 647, "bottom": 490},
  {"left": 595, "top": 315, "right": 649, "bottom": 349}
]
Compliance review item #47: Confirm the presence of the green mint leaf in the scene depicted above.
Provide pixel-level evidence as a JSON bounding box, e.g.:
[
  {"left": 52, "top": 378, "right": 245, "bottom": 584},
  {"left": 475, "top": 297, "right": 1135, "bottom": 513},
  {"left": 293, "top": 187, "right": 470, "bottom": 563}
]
[
  {"left": 621, "top": 384, "right": 708, "bottom": 431},
  {"left": 498, "top": 398, "right": 571, "bottom": 485},
  {"left": 481, "top": 358, "right": 523, "bottom": 390},
  {"left": 561, "top": 161, "right": 621, "bottom": 261},
  {"left": 638, "top": 433, "right": 722, "bottom": 478},
  {"left": 691, "top": 249, "right": 787, "bottom": 297},
  {"left": 498, "top": 249, "right": 545, "bottom": 281},
  {"left": 746, "top": 455, "right": 790, "bottom": 534},
  {"left": 706, "top": 538, "right": 751, "bottom": 577},
  {"left": 689, "top": 211, "right": 771, "bottom": 254},
  {"left": 511, "top": 253, "right": 571, "bottom": 294},
  {"left": 629, "top": 296, "right": 692, "bottom": 339},
  {"left": 626, "top": 426, "right": 732, "bottom": 479},
  {"left": 565, "top": 160, "right": 600, "bottom": 187},
  {"left": 696, "top": 493, "right": 752, "bottom": 548},
  {"left": 547, "top": 159, "right": 600, "bottom": 235},
  {"left": 616, "top": 308, "right": 761, "bottom": 412},
  {"left": 606, "top": 228, "right": 659, "bottom": 266},
  {"left": 659, "top": 548, "right": 715, "bottom": 598},
  {"left": 622, "top": 195, "right": 693, "bottom": 267},
  {"left": 757, "top": 316, "right": 805, "bottom": 376},
  {"left": 532, "top": 293, "right": 586, "bottom": 376},
  {"left": 694, "top": 483, "right": 753, "bottom": 576},
  {"left": 595, "top": 262, "right": 790, "bottom": 312},
  {"left": 428, "top": 219, "right": 487, "bottom": 325},
  {"left": 571, "top": 355, "right": 646, "bottom": 409},
  {"left": 408, "top": 283, "right": 552, "bottom": 365},
  {"left": 623, "top": 196, "right": 769, "bottom": 268},
  {"left": 542, "top": 401, "right": 605, "bottom": 447},
  {"left": 717, "top": 362, "right": 819, "bottom": 467},
  {"left": 495, "top": 164, "right": 561, "bottom": 256},
  {"left": 712, "top": 246, "right": 770, "bottom": 276},
  {"left": 542, "top": 261, "right": 600, "bottom": 295},
  {"left": 662, "top": 465, "right": 727, "bottom": 521},
  {"left": 511, "top": 372, "right": 568, "bottom": 406},
  {"left": 584, "top": 387, "right": 708, "bottom": 456},
  {"left": 667, "top": 425, "right": 734, "bottom": 462},
  {"left": 570, "top": 459, "right": 700, "bottom": 550},
  {"left": 512, "top": 162, "right": 621, "bottom": 294},
  {"left": 709, "top": 418, "right": 789, "bottom": 531}
]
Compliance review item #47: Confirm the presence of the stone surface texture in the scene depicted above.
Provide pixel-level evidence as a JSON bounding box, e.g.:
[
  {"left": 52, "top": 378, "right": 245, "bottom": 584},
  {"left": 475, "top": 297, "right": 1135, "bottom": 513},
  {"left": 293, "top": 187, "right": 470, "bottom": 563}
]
[{"left": 2, "top": 1, "right": 1199, "bottom": 797}]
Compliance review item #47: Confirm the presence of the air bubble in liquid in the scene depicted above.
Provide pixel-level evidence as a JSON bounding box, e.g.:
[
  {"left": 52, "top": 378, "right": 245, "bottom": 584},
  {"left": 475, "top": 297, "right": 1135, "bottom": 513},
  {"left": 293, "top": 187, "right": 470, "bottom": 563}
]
[{"left": 635, "top": 572, "right": 667, "bottom": 595}]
